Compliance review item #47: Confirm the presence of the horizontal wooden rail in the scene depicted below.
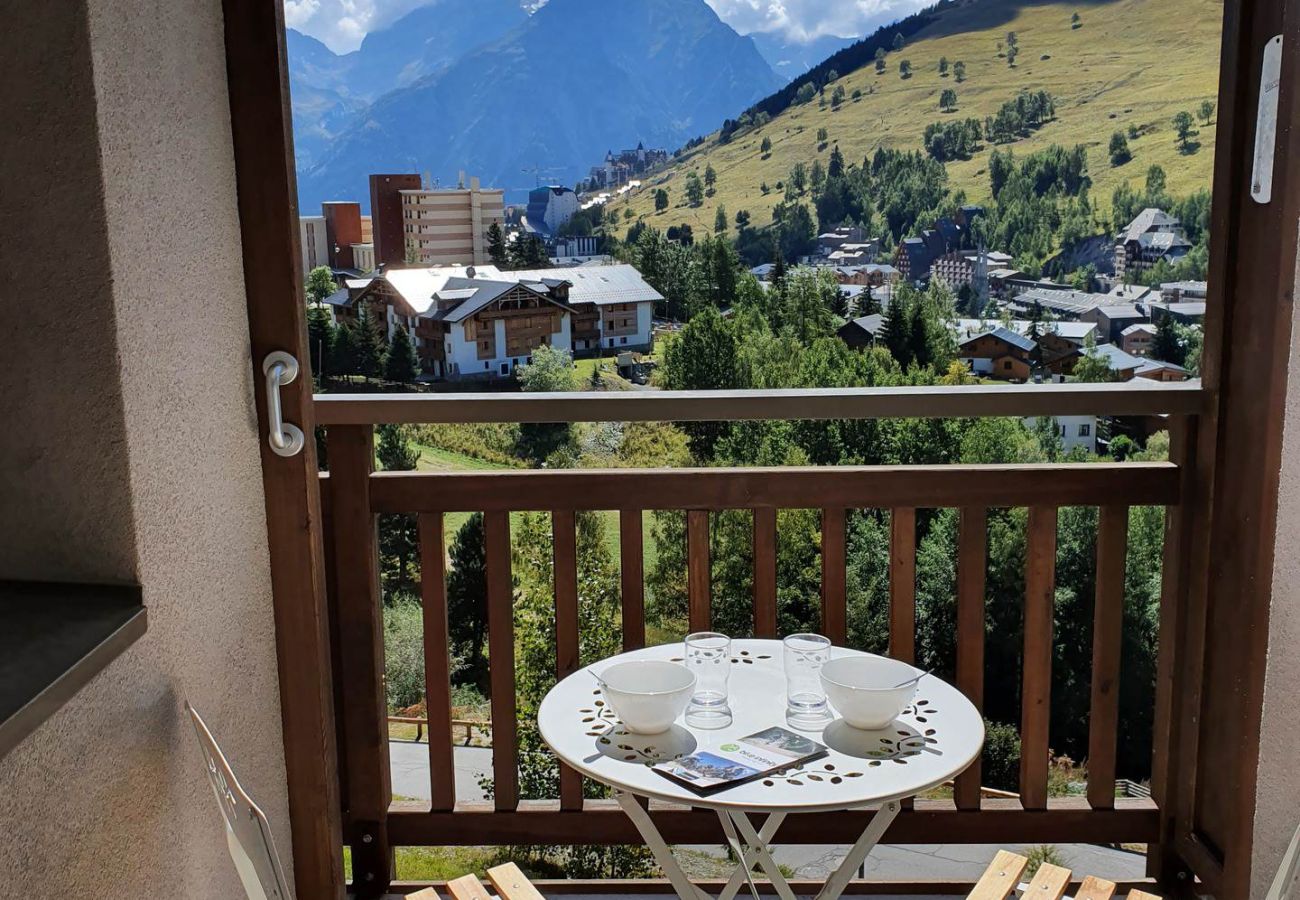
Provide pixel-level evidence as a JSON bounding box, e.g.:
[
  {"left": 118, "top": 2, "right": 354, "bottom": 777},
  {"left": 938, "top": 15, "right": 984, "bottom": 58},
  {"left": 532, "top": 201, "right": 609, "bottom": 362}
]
[
  {"left": 368, "top": 463, "right": 1180, "bottom": 514},
  {"left": 381, "top": 797, "right": 1159, "bottom": 846},
  {"left": 314, "top": 382, "right": 1206, "bottom": 425}
]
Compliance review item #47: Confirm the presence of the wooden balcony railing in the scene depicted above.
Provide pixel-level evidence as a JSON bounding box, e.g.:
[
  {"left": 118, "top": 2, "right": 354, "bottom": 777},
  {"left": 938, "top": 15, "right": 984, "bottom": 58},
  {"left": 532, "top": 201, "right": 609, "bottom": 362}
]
[{"left": 314, "top": 383, "right": 1204, "bottom": 896}]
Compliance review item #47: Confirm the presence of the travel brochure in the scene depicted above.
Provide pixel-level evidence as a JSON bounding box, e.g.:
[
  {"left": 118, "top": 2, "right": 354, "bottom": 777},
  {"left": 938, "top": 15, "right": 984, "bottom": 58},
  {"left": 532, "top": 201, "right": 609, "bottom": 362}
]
[{"left": 652, "top": 726, "right": 828, "bottom": 795}]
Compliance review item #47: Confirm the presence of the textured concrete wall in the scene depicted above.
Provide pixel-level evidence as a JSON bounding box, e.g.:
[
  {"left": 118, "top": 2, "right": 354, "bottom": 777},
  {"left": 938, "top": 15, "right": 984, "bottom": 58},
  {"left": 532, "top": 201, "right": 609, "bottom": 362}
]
[
  {"left": 0, "top": 0, "right": 293, "bottom": 895},
  {"left": 1252, "top": 223, "right": 1300, "bottom": 897}
]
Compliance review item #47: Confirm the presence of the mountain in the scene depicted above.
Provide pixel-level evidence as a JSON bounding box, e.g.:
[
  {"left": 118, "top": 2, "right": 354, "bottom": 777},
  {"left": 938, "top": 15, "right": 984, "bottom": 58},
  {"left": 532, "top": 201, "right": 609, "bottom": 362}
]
[
  {"left": 609, "top": 0, "right": 1223, "bottom": 232},
  {"left": 287, "top": 0, "right": 529, "bottom": 172},
  {"left": 293, "top": 0, "right": 783, "bottom": 209},
  {"left": 750, "top": 32, "right": 858, "bottom": 81}
]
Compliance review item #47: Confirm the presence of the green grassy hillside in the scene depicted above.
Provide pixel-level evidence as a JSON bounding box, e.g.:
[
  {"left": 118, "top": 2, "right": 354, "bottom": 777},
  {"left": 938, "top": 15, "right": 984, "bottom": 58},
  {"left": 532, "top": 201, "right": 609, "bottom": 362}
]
[{"left": 610, "top": 0, "right": 1223, "bottom": 233}]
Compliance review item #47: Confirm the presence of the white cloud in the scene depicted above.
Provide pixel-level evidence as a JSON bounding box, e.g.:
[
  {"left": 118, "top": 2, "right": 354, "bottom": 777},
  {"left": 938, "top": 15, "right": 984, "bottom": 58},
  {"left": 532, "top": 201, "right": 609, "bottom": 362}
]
[
  {"left": 284, "top": 0, "right": 439, "bottom": 52},
  {"left": 287, "top": 0, "right": 929, "bottom": 53},
  {"left": 704, "top": 0, "right": 928, "bottom": 43}
]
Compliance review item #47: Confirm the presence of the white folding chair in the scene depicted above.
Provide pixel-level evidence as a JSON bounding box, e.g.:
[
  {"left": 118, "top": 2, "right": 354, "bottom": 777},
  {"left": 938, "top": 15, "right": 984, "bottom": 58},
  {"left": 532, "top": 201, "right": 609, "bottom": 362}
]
[{"left": 187, "top": 702, "right": 292, "bottom": 900}]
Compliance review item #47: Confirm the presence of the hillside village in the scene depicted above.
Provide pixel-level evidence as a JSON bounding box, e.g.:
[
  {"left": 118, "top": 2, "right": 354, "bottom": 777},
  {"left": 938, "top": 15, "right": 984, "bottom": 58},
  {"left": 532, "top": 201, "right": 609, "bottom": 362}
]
[{"left": 295, "top": 0, "right": 1213, "bottom": 465}]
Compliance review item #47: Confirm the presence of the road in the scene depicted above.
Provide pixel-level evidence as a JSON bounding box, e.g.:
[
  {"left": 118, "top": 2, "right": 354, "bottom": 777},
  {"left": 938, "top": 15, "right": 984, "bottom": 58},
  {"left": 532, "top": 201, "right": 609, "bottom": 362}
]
[{"left": 388, "top": 741, "right": 1146, "bottom": 882}]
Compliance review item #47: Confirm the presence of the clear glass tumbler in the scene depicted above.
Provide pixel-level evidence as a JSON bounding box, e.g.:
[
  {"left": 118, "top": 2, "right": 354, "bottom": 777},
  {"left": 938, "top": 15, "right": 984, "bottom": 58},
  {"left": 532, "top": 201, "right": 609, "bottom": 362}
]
[
  {"left": 684, "top": 632, "right": 733, "bottom": 729},
  {"left": 784, "top": 633, "right": 833, "bottom": 730}
]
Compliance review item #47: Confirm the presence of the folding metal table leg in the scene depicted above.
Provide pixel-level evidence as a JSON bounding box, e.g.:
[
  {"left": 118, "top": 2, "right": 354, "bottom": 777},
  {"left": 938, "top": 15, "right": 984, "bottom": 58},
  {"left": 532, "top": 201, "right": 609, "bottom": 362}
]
[
  {"left": 717, "top": 811, "right": 788, "bottom": 900},
  {"left": 813, "top": 801, "right": 901, "bottom": 900},
  {"left": 727, "top": 811, "right": 798, "bottom": 900},
  {"left": 615, "top": 791, "right": 710, "bottom": 900}
]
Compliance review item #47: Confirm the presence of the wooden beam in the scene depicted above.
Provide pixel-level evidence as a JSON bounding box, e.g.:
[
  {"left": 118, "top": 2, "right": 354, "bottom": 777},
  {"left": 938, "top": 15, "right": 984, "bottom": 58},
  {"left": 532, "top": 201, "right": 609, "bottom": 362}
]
[
  {"left": 314, "top": 383, "right": 1207, "bottom": 425},
  {"left": 954, "top": 507, "right": 987, "bottom": 811},
  {"left": 1020, "top": 506, "right": 1057, "bottom": 811},
  {"left": 418, "top": 514, "right": 456, "bottom": 812},
  {"left": 484, "top": 511, "right": 518, "bottom": 811},
  {"left": 384, "top": 797, "right": 1160, "bottom": 846},
  {"left": 369, "top": 464, "right": 1181, "bottom": 514},
  {"left": 220, "top": 0, "right": 343, "bottom": 893},
  {"left": 329, "top": 426, "right": 391, "bottom": 895},
  {"left": 1087, "top": 506, "right": 1128, "bottom": 810},
  {"left": 753, "top": 508, "right": 778, "bottom": 638},
  {"left": 889, "top": 508, "right": 917, "bottom": 663},
  {"left": 687, "top": 510, "right": 711, "bottom": 633},
  {"left": 821, "top": 509, "right": 847, "bottom": 644},
  {"left": 552, "top": 511, "right": 582, "bottom": 811},
  {"left": 619, "top": 510, "right": 646, "bottom": 651}
]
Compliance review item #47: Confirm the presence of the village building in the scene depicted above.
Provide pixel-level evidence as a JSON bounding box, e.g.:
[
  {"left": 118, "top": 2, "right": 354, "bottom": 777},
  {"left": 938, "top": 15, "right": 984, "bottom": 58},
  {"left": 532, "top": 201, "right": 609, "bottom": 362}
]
[
  {"left": 1121, "top": 323, "right": 1158, "bottom": 356},
  {"left": 1161, "top": 280, "right": 1209, "bottom": 303},
  {"left": 1082, "top": 304, "right": 1149, "bottom": 343},
  {"left": 336, "top": 263, "right": 659, "bottom": 379},
  {"left": 1114, "top": 208, "right": 1193, "bottom": 280},
  {"left": 836, "top": 314, "right": 885, "bottom": 350}
]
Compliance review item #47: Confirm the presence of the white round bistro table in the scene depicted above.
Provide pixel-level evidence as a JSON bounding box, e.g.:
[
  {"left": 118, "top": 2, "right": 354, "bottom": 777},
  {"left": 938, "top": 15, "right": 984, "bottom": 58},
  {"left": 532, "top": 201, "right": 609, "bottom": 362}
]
[{"left": 538, "top": 639, "right": 984, "bottom": 900}]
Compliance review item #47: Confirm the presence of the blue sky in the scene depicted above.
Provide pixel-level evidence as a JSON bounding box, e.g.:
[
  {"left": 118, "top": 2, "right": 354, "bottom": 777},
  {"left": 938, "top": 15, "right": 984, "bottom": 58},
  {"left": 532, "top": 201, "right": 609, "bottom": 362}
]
[{"left": 285, "top": 0, "right": 926, "bottom": 54}]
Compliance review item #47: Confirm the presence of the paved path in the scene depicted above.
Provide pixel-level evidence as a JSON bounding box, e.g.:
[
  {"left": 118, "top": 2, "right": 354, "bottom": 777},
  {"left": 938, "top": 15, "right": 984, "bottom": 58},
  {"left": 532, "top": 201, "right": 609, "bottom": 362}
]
[
  {"left": 390, "top": 740, "right": 493, "bottom": 802},
  {"left": 389, "top": 741, "right": 1145, "bottom": 882}
]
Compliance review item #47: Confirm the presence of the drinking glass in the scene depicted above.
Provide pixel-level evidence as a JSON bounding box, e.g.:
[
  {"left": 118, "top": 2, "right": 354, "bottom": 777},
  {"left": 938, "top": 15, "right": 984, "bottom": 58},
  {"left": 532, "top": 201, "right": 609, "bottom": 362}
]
[
  {"left": 684, "top": 632, "right": 733, "bottom": 729},
  {"left": 783, "top": 633, "right": 833, "bottom": 730}
]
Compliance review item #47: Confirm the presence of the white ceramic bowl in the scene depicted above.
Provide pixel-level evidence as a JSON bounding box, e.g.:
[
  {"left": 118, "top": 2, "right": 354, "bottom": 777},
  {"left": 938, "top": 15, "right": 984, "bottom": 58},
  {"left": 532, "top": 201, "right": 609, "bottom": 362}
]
[
  {"left": 598, "top": 661, "right": 696, "bottom": 734},
  {"left": 820, "top": 656, "right": 919, "bottom": 730}
]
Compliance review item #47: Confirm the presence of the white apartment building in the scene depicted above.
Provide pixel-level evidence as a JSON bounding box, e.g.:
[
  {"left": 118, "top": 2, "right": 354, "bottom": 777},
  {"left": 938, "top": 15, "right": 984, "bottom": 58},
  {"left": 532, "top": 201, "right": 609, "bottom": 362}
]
[
  {"left": 400, "top": 177, "right": 505, "bottom": 266},
  {"left": 300, "top": 215, "right": 327, "bottom": 275},
  {"left": 339, "top": 263, "right": 660, "bottom": 379}
]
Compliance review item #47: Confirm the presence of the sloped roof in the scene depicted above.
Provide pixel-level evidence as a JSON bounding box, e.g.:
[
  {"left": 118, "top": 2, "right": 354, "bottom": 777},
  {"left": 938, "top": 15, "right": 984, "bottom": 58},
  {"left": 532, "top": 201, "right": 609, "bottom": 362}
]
[
  {"left": 962, "top": 326, "right": 1035, "bottom": 352},
  {"left": 1119, "top": 207, "right": 1181, "bottom": 243},
  {"left": 506, "top": 263, "right": 663, "bottom": 306},
  {"left": 1122, "top": 323, "right": 1158, "bottom": 336},
  {"left": 1091, "top": 342, "right": 1145, "bottom": 371}
]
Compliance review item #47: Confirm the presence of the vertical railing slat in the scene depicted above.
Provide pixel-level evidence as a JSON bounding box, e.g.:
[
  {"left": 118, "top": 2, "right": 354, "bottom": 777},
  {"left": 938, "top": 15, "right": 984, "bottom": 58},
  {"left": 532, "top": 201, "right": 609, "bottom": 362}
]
[
  {"left": 485, "top": 510, "right": 518, "bottom": 811},
  {"left": 1088, "top": 505, "right": 1129, "bottom": 809},
  {"left": 1020, "top": 505, "right": 1057, "bottom": 810},
  {"left": 954, "top": 507, "right": 988, "bottom": 811},
  {"left": 821, "top": 508, "right": 847, "bottom": 644},
  {"left": 329, "top": 425, "right": 391, "bottom": 892},
  {"left": 418, "top": 512, "right": 456, "bottom": 812},
  {"left": 620, "top": 510, "right": 646, "bottom": 651},
  {"left": 687, "top": 510, "right": 711, "bottom": 633},
  {"left": 889, "top": 507, "right": 917, "bottom": 663},
  {"left": 553, "top": 510, "right": 583, "bottom": 811},
  {"left": 753, "top": 508, "right": 778, "bottom": 638}
]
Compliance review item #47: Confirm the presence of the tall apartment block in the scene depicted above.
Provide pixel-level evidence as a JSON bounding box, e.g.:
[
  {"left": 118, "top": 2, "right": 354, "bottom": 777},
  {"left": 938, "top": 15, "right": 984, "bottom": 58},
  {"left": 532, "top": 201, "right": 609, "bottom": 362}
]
[
  {"left": 369, "top": 173, "right": 423, "bottom": 268},
  {"left": 370, "top": 173, "right": 505, "bottom": 268}
]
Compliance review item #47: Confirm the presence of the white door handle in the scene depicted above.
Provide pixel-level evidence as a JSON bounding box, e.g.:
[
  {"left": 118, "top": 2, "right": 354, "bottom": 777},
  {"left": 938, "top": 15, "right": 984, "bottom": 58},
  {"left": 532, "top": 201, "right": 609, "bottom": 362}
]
[{"left": 262, "top": 351, "right": 305, "bottom": 457}]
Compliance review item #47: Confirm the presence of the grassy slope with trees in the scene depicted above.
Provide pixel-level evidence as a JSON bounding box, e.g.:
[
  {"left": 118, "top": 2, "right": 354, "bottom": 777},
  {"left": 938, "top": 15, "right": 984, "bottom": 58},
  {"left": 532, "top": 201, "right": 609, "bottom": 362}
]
[{"left": 610, "top": 0, "right": 1222, "bottom": 233}]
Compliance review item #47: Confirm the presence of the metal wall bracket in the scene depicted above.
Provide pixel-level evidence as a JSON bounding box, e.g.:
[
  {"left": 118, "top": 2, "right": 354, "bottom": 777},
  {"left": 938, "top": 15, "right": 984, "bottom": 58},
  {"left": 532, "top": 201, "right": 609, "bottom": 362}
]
[{"left": 1252, "top": 35, "right": 1284, "bottom": 204}]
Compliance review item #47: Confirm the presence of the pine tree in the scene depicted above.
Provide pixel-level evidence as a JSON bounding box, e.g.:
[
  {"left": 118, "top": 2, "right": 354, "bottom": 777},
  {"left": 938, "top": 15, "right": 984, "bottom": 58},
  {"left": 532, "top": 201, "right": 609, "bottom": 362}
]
[
  {"left": 353, "top": 307, "right": 386, "bottom": 378},
  {"left": 879, "top": 292, "right": 914, "bottom": 367},
  {"left": 714, "top": 205, "right": 728, "bottom": 234},
  {"left": 828, "top": 144, "right": 845, "bottom": 178},
  {"left": 906, "top": 295, "right": 930, "bottom": 367},
  {"left": 760, "top": 136, "right": 773, "bottom": 155},
  {"left": 953, "top": 60, "right": 967, "bottom": 82},
  {"left": 383, "top": 324, "right": 421, "bottom": 384},
  {"left": 655, "top": 188, "right": 669, "bottom": 212},
  {"left": 486, "top": 223, "right": 509, "bottom": 266},
  {"left": 306, "top": 305, "right": 336, "bottom": 378},
  {"left": 1152, "top": 314, "right": 1183, "bottom": 364},
  {"left": 874, "top": 47, "right": 887, "bottom": 73}
]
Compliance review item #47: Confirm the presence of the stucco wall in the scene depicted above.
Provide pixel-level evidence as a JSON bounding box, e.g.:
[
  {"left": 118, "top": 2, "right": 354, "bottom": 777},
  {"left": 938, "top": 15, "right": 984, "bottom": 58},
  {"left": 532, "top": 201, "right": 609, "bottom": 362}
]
[
  {"left": 0, "top": 0, "right": 292, "bottom": 896},
  {"left": 1252, "top": 220, "right": 1300, "bottom": 897}
]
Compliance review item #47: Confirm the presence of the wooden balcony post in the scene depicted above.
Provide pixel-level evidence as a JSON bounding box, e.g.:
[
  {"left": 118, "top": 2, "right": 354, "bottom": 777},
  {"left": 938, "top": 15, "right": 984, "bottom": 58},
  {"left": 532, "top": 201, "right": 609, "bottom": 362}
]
[
  {"left": 753, "top": 508, "right": 778, "bottom": 638},
  {"left": 553, "top": 510, "right": 583, "bottom": 810},
  {"left": 329, "top": 425, "right": 391, "bottom": 896},
  {"left": 619, "top": 510, "right": 646, "bottom": 651},
  {"left": 1087, "top": 506, "right": 1128, "bottom": 809},
  {"left": 1021, "top": 505, "right": 1057, "bottom": 811},
  {"left": 889, "top": 508, "right": 917, "bottom": 663},
  {"left": 418, "top": 513, "right": 456, "bottom": 812},
  {"left": 821, "top": 508, "right": 847, "bottom": 644},
  {"left": 687, "top": 510, "right": 711, "bottom": 632},
  {"left": 485, "top": 510, "right": 519, "bottom": 810},
  {"left": 954, "top": 507, "right": 987, "bottom": 810}
]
